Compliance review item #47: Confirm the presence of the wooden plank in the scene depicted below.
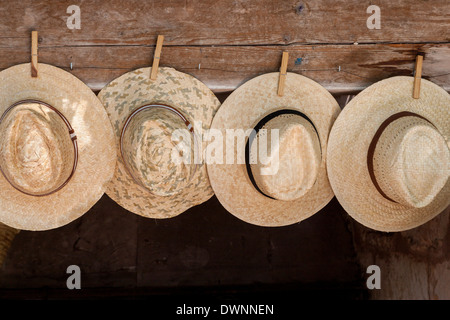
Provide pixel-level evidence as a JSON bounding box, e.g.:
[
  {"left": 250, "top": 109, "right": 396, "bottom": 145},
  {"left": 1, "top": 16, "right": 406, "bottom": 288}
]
[
  {"left": 0, "top": 196, "right": 139, "bottom": 289},
  {"left": 0, "top": 43, "right": 448, "bottom": 93},
  {"left": 0, "top": 196, "right": 362, "bottom": 291},
  {"left": 429, "top": 262, "right": 450, "bottom": 300},
  {"left": 0, "top": 0, "right": 448, "bottom": 47},
  {"left": 136, "top": 198, "right": 361, "bottom": 287},
  {"left": 350, "top": 206, "right": 450, "bottom": 299}
]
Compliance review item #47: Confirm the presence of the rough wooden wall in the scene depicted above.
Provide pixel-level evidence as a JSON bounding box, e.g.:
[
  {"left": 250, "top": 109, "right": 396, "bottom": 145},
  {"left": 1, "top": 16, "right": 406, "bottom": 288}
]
[
  {"left": 349, "top": 207, "right": 449, "bottom": 300},
  {"left": 0, "top": 0, "right": 449, "bottom": 92},
  {"left": 0, "top": 0, "right": 449, "bottom": 300},
  {"left": 0, "top": 195, "right": 367, "bottom": 300}
]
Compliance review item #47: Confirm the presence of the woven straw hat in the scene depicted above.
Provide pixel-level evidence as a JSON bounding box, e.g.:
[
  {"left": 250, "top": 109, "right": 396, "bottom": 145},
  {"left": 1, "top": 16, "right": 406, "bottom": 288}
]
[
  {"left": 327, "top": 76, "right": 450, "bottom": 232},
  {"left": 0, "top": 63, "right": 116, "bottom": 231},
  {"left": 98, "top": 67, "right": 221, "bottom": 218},
  {"left": 207, "top": 72, "right": 341, "bottom": 227}
]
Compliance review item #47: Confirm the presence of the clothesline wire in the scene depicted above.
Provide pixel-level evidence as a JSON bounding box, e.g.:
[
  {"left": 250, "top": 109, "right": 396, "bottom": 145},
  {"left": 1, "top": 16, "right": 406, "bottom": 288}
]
[{"left": 45, "top": 63, "right": 449, "bottom": 80}]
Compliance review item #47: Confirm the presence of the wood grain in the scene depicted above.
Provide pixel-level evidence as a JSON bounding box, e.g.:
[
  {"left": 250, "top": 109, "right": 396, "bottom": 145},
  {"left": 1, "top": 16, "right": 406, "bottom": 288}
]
[
  {"left": 0, "top": 43, "right": 448, "bottom": 93},
  {"left": 0, "top": 195, "right": 364, "bottom": 294},
  {"left": 0, "top": 223, "right": 19, "bottom": 267},
  {"left": 0, "top": 0, "right": 449, "bottom": 47},
  {"left": 350, "top": 206, "right": 450, "bottom": 299},
  {"left": 0, "top": 1, "right": 448, "bottom": 93},
  {"left": 0, "top": 0, "right": 448, "bottom": 299}
]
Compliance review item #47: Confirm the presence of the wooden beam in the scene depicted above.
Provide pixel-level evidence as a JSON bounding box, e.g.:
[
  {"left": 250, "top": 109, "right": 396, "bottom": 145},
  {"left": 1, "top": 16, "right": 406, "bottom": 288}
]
[
  {"left": 0, "top": 1, "right": 448, "bottom": 93},
  {"left": 0, "top": 0, "right": 448, "bottom": 46},
  {"left": 0, "top": 43, "right": 448, "bottom": 93}
]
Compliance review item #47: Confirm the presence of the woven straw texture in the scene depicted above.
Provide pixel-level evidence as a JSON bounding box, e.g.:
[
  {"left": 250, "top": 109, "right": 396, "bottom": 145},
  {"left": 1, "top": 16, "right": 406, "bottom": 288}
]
[
  {"left": 98, "top": 67, "right": 221, "bottom": 219},
  {"left": 207, "top": 72, "right": 341, "bottom": 227},
  {"left": 372, "top": 116, "right": 449, "bottom": 208},
  {"left": 0, "top": 102, "right": 76, "bottom": 195},
  {"left": 0, "top": 63, "right": 116, "bottom": 231},
  {"left": 249, "top": 114, "right": 321, "bottom": 201},
  {"left": 121, "top": 107, "right": 196, "bottom": 197},
  {"left": 327, "top": 76, "right": 450, "bottom": 232}
]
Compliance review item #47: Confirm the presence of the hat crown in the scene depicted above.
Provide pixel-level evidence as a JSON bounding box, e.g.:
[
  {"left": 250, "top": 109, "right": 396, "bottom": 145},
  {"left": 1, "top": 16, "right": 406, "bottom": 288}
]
[
  {"left": 121, "top": 106, "right": 196, "bottom": 197},
  {"left": 249, "top": 114, "right": 321, "bottom": 201},
  {"left": 373, "top": 116, "right": 450, "bottom": 208},
  {"left": 0, "top": 102, "right": 75, "bottom": 196}
]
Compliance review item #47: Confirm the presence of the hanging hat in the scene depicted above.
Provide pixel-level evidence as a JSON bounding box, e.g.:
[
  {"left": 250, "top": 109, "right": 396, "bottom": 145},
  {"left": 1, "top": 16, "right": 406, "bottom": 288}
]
[
  {"left": 98, "top": 67, "right": 221, "bottom": 219},
  {"left": 206, "top": 72, "right": 341, "bottom": 227},
  {"left": 327, "top": 76, "right": 450, "bottom": 232},
  {"left": 0, "top": 63, "right": 116, "bottom": 231}
]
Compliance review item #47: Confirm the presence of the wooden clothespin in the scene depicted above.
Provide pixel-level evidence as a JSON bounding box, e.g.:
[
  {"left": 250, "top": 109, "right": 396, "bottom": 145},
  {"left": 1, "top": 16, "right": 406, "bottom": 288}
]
[
  {"left": 31, "top": 31, "right": 38, "bottom": 77},
  {"left": 277, "top": 51, "right": 289, "bottom": 96},
  {"left": 150, "top": 35, "right": 164, "bottom": 80},
  {"left": 413, "top": 54, "right": 424, "bottom": 99}
]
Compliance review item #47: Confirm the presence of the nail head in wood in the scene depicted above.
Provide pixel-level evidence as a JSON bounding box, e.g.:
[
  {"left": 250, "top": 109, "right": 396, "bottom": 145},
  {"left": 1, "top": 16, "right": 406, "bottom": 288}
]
[
  {"left": 277, "top": 51, "right": 289, "bottom": 96},
  {"left": 31, "top": 31, "right": 38, "bottom": 78},
  {"left": 413, "top": 54, "right": 424, "bottom": 99},
  {"left": 150, "top": 35, "right": 164, "bottom": 80}
]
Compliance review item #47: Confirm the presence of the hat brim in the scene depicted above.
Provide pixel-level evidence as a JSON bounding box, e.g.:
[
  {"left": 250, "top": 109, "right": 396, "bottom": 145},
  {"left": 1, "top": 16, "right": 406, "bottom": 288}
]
[
  {"left": 206, "top": 72, "right": 341, "bottom": 227},
  {"left": 98, "top": 67, "right": 221, "bottom": 218},
  {"left": 327, "top": 76, "right": 450, "bottom": 232},
  {"left": 0, "top": 64, "right": 116, "bottom": 231}
]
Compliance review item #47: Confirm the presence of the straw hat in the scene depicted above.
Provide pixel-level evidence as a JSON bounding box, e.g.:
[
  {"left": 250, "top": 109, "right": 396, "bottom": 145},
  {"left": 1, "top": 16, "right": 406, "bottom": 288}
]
[
  {"left": 98, "top": 67, "right": 220, "bottom": 218},
  {"left": 327, "top": 76, "right": 450, "bottom": 232},
  {"left": 0, "top": 63, "right": 116, "bottom": 231},
  {"left": 206, "top": 72, "right": 341, "bottom": 227}
]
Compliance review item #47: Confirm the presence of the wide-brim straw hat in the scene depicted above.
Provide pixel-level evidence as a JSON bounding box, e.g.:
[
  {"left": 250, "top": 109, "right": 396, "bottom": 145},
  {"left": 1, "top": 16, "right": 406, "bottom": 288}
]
[
  {"left": 98, "top": 67, "right": 221, "bottom": 219},
  {"left": 327, "top": 76, "right": 450, "bottom": 232},
  {"left": 0, "top": 63, "right": 116, "bottom": 231},
  {"left": 207, "top": 72, "right": 341, "bottom": 227}
]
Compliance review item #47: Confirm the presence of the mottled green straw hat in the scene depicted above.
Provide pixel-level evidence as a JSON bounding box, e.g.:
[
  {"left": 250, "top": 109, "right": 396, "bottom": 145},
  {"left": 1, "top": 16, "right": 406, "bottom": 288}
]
[{"left": 98, "top": 67, "right": 220, "bottom": 218}]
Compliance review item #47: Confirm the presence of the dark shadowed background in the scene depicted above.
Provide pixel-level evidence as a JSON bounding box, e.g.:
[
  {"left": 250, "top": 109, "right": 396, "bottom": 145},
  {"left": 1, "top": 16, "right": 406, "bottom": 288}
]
[{"left": 0, "top": 0, "right": 449, "bottom": 300}]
